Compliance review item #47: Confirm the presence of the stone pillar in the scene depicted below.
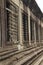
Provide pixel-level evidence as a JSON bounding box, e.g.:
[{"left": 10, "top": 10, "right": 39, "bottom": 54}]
[
  {"left": 34, "top": 22, "right": 36, "bottom": 45},
  {"left": 18, "top": 0, "right": 23, "bottom": 47},
  {"left": 40, "top": 26, "right": 43, "bottom": 42},
  {"left": 0, "top": 6, "right": 1, "bottom": 47},
  {"left": 42, "top": 28, "right": 43, "bottom": 41},
  {"left": 1, "top": 0, "right": 6, "bottom": 47},
  {"left": 37, "top": 20, "right": 40, "bottom": 45},
  {"left": 28, "top": 8, "right": 31, "bottom": 45},
  {"left": 42, "top": 28, "right": 43, "bottom": 42},
  {"left": 38, "top": 25, "right": 40, "bottom": 43}
]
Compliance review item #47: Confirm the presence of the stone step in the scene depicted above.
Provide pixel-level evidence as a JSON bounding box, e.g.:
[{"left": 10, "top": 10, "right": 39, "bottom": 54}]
[
  {"left": 14, "top": 47, "right": 42, "bottom": 59},
  {"left": 0, "top": 47, "right": 35, "bottom": 60},
  {"left": 0, "top": 45, "right": 18, "bottom": 53},
  {"left": 29, "top": 52, "right": 43, "bottom": 65},
  {"left": 15, "top": 48, "right": 43, "bottom": 65},
  {"left": 0, "top": 47, "right": 43, "bottom": 65},
  {"left": 0, "top": 47, "right": 41, "bottom": 59}
]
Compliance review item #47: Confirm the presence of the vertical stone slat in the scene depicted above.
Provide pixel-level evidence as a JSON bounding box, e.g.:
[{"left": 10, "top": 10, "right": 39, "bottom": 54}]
[
  {"left": 34, "top": 22, "right": 36, "bottom": 45},
  {"left": 28, "top": 8, "right": 31, "bottom": 45}
]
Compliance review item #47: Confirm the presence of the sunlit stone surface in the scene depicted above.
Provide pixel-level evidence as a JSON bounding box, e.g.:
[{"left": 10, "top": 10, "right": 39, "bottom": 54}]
[
  {"left": 31, "top": 54, "right": 43, "bottom": 65},
  {"left": 39, "top": 60, "right": 43, "bottom": 65}
]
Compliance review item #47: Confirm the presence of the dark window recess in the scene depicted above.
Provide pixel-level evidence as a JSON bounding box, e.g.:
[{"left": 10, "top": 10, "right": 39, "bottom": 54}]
[
  {"left": 22, "top": 13, "right": 29, "bottom": 41},
  {"left": 30, "top": 19, "right": 34, "bottom": 42},
  {"left": 35, "top": 23, "right": 38, "bottom": 41},
  {"left": 30, "top": 19, "right": 32, "bottom": 41},
  {"left": 6, "top": 1, "right": 18, "bottom": 42}
]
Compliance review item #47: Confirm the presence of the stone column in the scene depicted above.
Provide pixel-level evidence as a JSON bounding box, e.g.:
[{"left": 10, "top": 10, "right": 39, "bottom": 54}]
[
  {"left": 28, "top": 8, "right": 31, "bottom": 45},
  {"left": 1, "top": 0, "right": 6, "bottom": 47},
  {"left": 18, "top": 0, "right": 23, "bottom": 48},
  {"left": 38, "top": 20, "right": 40, "bottom": 44},
  {"left": 0, "top": 7, "right": 1, "bottom": 47},
  {"left": 34, "top": 22, "right": 36, "bottom": 45},
  {"left": 40, "top": 26, "right": 43, "bottom": 42},
  {"left": 42, "top": 28, "right": 43, "bottom": 42},
  {"left": 42, "top": 28, "right": 43, "bottom": 41},
  {"left": 38, "top": 25, "right": 40, "bottom": 43}
]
